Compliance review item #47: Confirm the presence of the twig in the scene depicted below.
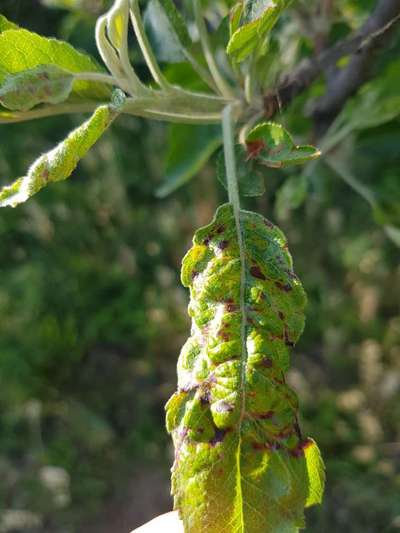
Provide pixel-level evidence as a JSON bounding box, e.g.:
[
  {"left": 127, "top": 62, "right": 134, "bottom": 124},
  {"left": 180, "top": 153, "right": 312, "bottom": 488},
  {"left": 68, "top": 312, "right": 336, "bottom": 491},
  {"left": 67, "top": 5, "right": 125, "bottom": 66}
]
[{"left": 263, "top": 0, "right": 400, "bottom": 126}]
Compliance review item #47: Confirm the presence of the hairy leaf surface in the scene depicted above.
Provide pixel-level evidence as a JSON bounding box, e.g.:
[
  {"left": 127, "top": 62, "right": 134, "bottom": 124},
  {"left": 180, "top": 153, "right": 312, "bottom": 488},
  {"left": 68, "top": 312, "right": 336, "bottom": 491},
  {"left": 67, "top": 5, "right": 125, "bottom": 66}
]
[
  {"left": 227, "top": 0, "right": 292, "bottom": 62},
  {"left": 0, "top": 105, "right": 116, "bottom": 208},
  {"left": 166, "top": 203, "right": 324, "bottom": 532},
  {"left": 0, "top": 65, "right": 74, "bottom": 111},
  {"left": 0, "top": 26, "right": 110, "bottom": 101}
]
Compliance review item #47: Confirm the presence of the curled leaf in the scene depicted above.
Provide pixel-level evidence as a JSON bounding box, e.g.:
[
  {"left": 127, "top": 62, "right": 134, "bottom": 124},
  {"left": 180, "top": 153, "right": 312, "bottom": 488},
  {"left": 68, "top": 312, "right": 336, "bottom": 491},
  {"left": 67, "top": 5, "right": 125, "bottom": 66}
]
[
  {"left": 166, "top": 204, "right": 325, "bottom": 532},
  {"left": 0, "top": 105, "right": 116, "bottom": 208},
  {"left": 246, "top": 122, "right": 321, "bottom": 168},
  {"left": 0, "top": 65, "right": 74, "bottom": 111},
  {"left": 0, "top": 28, "right": 110, "bottom": 101}
]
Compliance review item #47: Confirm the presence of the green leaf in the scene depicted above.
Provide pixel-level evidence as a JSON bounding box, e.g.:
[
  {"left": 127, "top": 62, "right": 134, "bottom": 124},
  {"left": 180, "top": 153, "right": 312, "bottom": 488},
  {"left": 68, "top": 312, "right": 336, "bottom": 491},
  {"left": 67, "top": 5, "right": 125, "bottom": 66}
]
[
  {"left": 246, "top": 122, "right": 321, "bottom": 168},
  {"left": 156, "top": 124, "right": 222, "bottom": 198},
  {"left": 0, "top": 27, "right": 110, "bottom": 101},
  {"left": 0, "top": 65, "right": 74, "bottom": 111},
  {"left": 216, "top": 145, "right": 265, "bottom": 197},
  {"left": 229, "top": 3, "right": 243, "bottom": 38},
  {"left": 0, "top": 14, "right": 18, "bottom": 33},
  {"left": 0, "top": 105, "right": 116, "bottom": 208},
  {"left": 330, "top": 60, "right": 400, "bottom": 137},
  {"left": 166, "top": 203, "right": 325, "bottom": 531},
  {"left": 275, "top": 174, "right": 309, "bottom": 218},
  {"left": 227, "top": 0, "right": 292, "bottom": 62},
  {"left": 144, "top": 0, "right": 191, "bottom": 63},
  {"left": 106, "top": 0, "right": 129, "bottom": 52}
]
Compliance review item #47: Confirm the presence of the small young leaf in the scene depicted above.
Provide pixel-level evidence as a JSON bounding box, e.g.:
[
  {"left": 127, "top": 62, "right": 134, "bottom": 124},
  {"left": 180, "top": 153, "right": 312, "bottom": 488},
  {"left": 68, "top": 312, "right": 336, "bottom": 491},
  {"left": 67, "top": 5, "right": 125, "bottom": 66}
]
[
  {"left": 0, "top": 28, "right": 110, "bottom": 101},
  {"left": 216, "top": 145, "right": 265, "bottom": 197},
  {"left": 246, "top": 122, "right": 321, "bottom": 168},
  {"left": 0, "top": 65, "right": 74, "bottom": 111},
  {"left": 0, "top": 105, "right": 116, "bottom": 208},
  {"left": 166, "top": 204, "right": 325, "bottom": 532},
  {"left": 144, "top": 0, "right": 192, "bottom": 63},
  {"left": 156, "top": 124, "right": 222, "bottom": 198},
  {"left": 227, "top": 0, "right": 293, "bottom": 62}
]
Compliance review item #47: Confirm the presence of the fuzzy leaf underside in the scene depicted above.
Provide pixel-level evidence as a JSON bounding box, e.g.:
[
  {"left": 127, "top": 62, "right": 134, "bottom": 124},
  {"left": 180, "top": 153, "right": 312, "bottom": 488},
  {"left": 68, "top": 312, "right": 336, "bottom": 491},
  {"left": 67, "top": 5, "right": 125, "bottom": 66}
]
[
  {"left": 166, "top": 204, "right": 324, "bottom": 532},
  {"left": 0, "top": 65, "right": 74, "bottom": 111},
  {"left": 0, "top": 26, "right": 110, "bottom": 101},
  {"left": 0, "top": 105, "right": 115, "bottom": 208}
]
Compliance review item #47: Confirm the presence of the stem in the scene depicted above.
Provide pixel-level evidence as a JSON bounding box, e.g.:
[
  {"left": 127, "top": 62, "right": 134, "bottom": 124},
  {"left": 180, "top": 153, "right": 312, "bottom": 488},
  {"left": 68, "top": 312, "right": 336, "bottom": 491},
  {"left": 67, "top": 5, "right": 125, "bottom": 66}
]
[
  {"left": 74, "top": 72, "right": 119, "bottom": 86},
  {"left": 108, "top": 0, "right": 151, "bottom": 96},
  {"left": 0, "top": 102, "right": 103, "bottom": 123},
  {"left": 193, "top": 0, "right": 236, "bottom": 99},
  {"left": 95, "top": 16, "right": 131, "bottom": 92},
  {"left": 222, "top": 104, "right": 247, "bottom": 427},
  {"left": 129, "top": 0, "right": 173, "bottom": 92}
]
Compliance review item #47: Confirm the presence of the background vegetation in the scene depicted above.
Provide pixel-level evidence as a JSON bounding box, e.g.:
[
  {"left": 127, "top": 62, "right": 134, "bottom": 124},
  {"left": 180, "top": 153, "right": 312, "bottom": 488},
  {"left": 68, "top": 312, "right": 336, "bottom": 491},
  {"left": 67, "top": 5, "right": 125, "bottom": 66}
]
[{"left": 0, "top": 1, "right": 399, "bottom": 532}]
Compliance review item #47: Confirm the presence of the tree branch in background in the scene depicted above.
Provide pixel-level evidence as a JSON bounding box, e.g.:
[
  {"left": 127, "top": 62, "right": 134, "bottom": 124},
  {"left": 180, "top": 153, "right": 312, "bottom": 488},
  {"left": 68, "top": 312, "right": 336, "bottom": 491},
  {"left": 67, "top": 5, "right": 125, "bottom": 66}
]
[{"left": 264, "top": 0, "right": 400, "bottom": 131}]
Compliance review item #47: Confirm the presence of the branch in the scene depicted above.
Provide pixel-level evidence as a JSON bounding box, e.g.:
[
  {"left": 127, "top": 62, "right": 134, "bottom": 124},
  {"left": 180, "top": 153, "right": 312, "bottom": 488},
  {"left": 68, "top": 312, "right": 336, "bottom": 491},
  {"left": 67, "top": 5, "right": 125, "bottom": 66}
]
[{"left": 263, "top": 0, "right": 400, "bottom": 126}]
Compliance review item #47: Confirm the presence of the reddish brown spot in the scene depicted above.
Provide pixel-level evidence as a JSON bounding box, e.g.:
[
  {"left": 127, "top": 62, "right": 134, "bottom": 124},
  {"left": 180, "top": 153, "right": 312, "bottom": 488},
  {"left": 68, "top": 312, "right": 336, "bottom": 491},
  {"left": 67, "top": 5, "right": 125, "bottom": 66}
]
[
  {"left": 258, "top": 410, "right": 274, "bottom": 420},
  {"left": 191, "top": 270, "right": 199, "bottom": 280},
  {"left": 203, "top": 237, "right": 211, "bottom": 246},
  {"left": 246, "top": 139, "right": 265, "bottom": 159},
  {"left": 200, "top": 391, "right": 211, "bottom": 405},
  {"left": 210, "top": 428, "right": 229, "bottom": 446},
  {"left": 264, "top": 219, "right": 274, "bottom": 229},
  {"left": 289, "top": 440, "right": 312, "bottom": 458},
  {"left": 251, "top": 442, "right": 265, "bottom": 451},
  {"left": 278, "top": 311, "right": 285, "bottom": 320},
  {"left": 219, "top": 331, "right": 231, "bottom": 342},
  {"left": 247, "top": 391, "right": 257, "bottom": 398},
  {"left": 216, "top": 468, "right": 224, "bottom": 476},
  {"left": 261, "top": 358, "right": 273, "bottom": 368},
  {"left": 218, "top": 240, "right": 229, "bottom": 250},
  {"left": 216, "top": 225, "right": 225, "bottom": 234},
  {"left": 284, "top": 328, "right": 294, "bottom": 347},
  {"left": 275, "top": 281, "right": 292, "bottom": 292},
  {"left": 250, "top": 266, "right": 266, "bottom": 280},
  {"left": 197, "top": 428, "right": 204, "bottom": 434},
  {"left": 225, "top": 302, "right": 238, "bottom": 313}
]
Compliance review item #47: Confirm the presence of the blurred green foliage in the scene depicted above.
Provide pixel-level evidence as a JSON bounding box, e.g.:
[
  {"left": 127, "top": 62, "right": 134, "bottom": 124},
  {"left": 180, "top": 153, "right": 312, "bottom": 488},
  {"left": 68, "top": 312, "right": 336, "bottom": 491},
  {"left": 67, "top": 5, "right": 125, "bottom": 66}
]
[{"left": 0, "top": 1, "right": 399, "bottom": 532}]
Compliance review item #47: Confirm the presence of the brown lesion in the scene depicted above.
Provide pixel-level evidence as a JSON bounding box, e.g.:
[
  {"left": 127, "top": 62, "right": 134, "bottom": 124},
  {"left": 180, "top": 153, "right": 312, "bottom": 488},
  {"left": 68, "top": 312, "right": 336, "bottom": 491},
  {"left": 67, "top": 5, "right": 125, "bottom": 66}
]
[
  {"left": 218, "top": 240, "right": 229, "bottom": 250},
  {"left": 275, "top": 281, "right": 292, "bottom": 292},
  {"left": 250, "top": 266, "right": 266, "bottom": 280},
  {"left": 246, "top": 139, "right": 265, "bottom": 160}
]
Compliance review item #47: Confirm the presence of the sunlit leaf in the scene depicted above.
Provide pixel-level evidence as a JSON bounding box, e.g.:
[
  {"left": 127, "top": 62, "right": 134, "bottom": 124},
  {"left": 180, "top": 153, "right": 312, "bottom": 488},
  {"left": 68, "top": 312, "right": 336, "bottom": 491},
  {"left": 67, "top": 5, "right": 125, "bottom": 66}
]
[
  {"left": 0, "top": 14, "right": 18, "bottom": 33},
  {"left": 0, "top": 105, "right": 116, "bottom": 208},
  {"left": 0, "top": 27, "right": 110, "bottom": 101},
  {"left": 166, "top": 203, "right": 325, "bottom": 531},
  {"left": 0, "top": 65, "right": 74, "bottom": 111},
  {"left": 227, "top": 0, "right": 293, "bottom": 62},
  {"left": 247, "top": 122, "right": 321, "bottom": 168}
]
